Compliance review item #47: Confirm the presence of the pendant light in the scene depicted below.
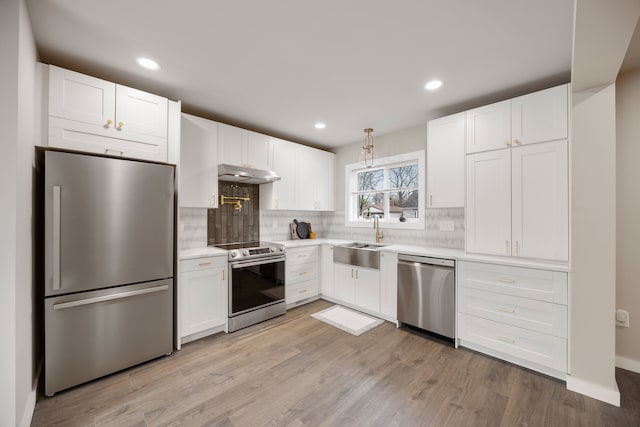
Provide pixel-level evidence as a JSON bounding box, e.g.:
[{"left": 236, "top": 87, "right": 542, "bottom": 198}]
[{"left": 362, "top": 128, "right": 375, "bottom": 168}]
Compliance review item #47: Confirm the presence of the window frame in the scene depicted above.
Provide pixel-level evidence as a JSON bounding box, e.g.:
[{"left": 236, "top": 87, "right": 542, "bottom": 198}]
[{"left": 345, "top": 150, "right": 425, "bottom": 230}]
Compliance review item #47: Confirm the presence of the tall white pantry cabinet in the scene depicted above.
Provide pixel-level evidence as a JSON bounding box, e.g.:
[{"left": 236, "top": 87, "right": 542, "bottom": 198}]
[{"left": 465, "top": 84, "right": 569, "bottom": 261}]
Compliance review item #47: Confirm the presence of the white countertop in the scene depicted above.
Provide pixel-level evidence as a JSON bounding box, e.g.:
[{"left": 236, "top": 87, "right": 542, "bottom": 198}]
[
  {"left": 179, "top": 246, "right": 227, "bottom": 260},
  {"left": 181, "top": 238, "right": 570, "bottom": 272}
]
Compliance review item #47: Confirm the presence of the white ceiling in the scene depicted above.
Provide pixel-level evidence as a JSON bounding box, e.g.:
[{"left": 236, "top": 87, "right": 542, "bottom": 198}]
[{"left": 25, "top": 0, "right": 574, "bottom": 149}]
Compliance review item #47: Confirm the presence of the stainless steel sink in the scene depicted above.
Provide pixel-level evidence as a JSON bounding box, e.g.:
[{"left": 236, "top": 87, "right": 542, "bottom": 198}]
[{"left": 333, "top": 242, "right": 387, "bottom": 269}]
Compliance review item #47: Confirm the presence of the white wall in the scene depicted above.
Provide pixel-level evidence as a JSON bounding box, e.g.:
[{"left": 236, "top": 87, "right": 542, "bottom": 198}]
[
  {"left": 616, "top": 68, "right": 640, "bottom": 371},
  {"left": 0, "top": 0, "right": 39, "bottom": 426},
  {"left": 333, "top": 124, "right": 427, "bottom": 212},
  {"left": 568, "top": 84, "right": 619, "bottom": 405},
  {"left": 0, "top": 0, "right": 20, "bottom": 424}
]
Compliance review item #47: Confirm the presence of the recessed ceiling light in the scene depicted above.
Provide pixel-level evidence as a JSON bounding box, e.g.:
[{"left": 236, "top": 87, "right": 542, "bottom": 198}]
[
  {"left": 137, "top": 57, "right": 160, "bottom": 70},
  {"left": 314, "top": 123, "right": 326, "bottom": 129},
  {"left": 425, "top": 80, "right": 443, "bottom": 90}
]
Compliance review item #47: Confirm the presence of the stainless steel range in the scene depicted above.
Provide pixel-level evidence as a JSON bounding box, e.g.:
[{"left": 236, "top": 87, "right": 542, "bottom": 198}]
[{"left": 214, "top": 241, "right": 286, "bottom": 332}]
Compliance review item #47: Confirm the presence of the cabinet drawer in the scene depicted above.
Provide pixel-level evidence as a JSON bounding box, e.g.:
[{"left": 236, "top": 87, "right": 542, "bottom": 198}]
[
  {"left": 286, "top": 279, "right": 319, "bottom": 304},
  {"left": 286, "top": 261, "right": 318, "bottom": 284},
  {"left": 286, "top": 246, "right": 319, "bottom": 266},
  {"left": 458, "top": 287, "right": 567, "bottom": 338},
  {"left": 458, "top": 261, "right": 567, "bottom": 304},
  {"left": 458, "top": 313, "right": 566, "bottom": 372},
  {"left": 180, "top": 256, "right": 226, "bottom": 273}
]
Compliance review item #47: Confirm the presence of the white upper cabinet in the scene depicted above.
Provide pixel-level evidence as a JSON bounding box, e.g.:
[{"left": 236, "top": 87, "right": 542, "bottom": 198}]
[
  {"left": 427, "top": 112, "right": 465, "bottom": 207},
  {"left": 180, "top": 114, "right": 218, "bottom": 208},
  {"left": 511, "top": 85, "right": 568, "bottom": 146},
  {"left": 261, "top": 139, "right": 335, "bottom": 211},
  {"left": 244, "top": 130, "right": 270, "bottom": 170},
  {"left": 48, "top": 65, "right": 170, "bottom": 162},
  {"left": 511, "top": 140, "right": 568, "bottom": 260},
  {"left": 217, "top": 123, "right": 244, "bottom": 166},
  {"left": 261, "top": 138, "right": 297, "bottom": 210},
  {"left": 465, "top": 100, "right": 511, "bottom": 153},
  {"left": 49, "top": 65, "right": 115, "bottom": 126},
  {"left": 115, "top": 85, "right": 168, "bottom": 139},
  {"left": 466, "top": 149, "right": 512, "bottom": 256},
  {"left": 217, "top": 124, "right": 270, "bottom": 170}
]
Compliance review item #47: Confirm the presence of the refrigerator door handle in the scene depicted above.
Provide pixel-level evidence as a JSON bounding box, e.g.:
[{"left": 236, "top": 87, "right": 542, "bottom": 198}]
[
  {"left": 52, "top": 185, "right": 61, "bottom": 291},
  {"left": 53, "top": 284, "right": 169, "bottom": 310}
]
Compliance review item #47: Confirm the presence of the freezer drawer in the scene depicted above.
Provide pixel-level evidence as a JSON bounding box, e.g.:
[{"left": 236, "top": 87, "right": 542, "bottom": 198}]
[{"left": 44, "top": 279, "right": 173, "bottom": 396}]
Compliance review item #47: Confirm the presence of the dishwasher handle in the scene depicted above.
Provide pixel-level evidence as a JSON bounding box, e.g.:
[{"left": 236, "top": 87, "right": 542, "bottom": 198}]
[{"left": 398, "top": 254, "right": 455, "bottom": 267}]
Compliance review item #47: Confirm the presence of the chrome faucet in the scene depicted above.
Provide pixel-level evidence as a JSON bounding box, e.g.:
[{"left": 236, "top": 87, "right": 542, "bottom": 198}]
[{"left": 373, "top": 216, "right": 383, "bottom": 243}]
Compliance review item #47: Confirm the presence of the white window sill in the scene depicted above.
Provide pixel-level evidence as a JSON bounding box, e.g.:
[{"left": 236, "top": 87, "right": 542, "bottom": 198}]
[{"left": 345, "top": 219, "right": 425, "bottom": 230}]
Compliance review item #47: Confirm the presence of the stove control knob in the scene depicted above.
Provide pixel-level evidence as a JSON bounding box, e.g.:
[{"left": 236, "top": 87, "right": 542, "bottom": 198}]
[
  {"left": 229, "top": 250, "right": 238, "bottom": 258},
  {"left": 269, "top": 247, "right": 276, "bottom": 253},
  {"left": 242, "top": 250, "right": 250, "bottom": 256},
  {"left": 279, "top": 246, "right": 285, "bottom": 252}
]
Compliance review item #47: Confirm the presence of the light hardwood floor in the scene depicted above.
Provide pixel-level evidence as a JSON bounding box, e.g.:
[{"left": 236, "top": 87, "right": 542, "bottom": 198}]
[{"left": 32, "top": 300, "right": 640, "bottom": 426}]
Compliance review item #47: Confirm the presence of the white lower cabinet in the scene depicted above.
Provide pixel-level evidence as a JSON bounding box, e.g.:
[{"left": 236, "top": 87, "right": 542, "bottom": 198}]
[
  {"left": 379, "top": 251, "right": 398, "bottom": 319},
  {"left": 320, "top": 245, "right": 335, "bottom": 297},
  {"left": 179, "top": 256, "right": 227, "bottom": 344},
  {"left": 286, "top": 246, "right": 319, "bottom": 305},
  {"left": 457, "top": 261, "right": 568, "bottom": 379},
  {"left": 334, "top": 263, "right": 380, "bottom": 312}
]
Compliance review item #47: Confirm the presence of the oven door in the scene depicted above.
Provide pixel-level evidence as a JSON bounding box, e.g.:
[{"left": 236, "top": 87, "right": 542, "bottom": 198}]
[{"left": 229, "top": 256, "right": 285, "bottom": 317}]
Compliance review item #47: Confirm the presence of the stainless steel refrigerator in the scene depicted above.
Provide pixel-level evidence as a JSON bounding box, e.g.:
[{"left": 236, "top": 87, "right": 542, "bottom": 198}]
[{"left": 38, "top": 148, "right": 175, "bottom": 396}]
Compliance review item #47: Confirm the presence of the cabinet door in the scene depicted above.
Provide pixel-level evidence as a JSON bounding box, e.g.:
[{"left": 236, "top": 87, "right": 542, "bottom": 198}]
[
  {"left": 355, "top": 268, "right": 380, "bottom": 313},
  {"left": 465, "top": 100, "right": 511, "bottom": 154},
  {"left": 244, "top": 130, "right": 270, "bottom": 170},
  {"left": 511, "top": 85, "right": 568, "bottom": 146},
  {"left": 466, "top": 150, "right": 511, "bottom": 256},
  {"left": 379, "top": 251, "right": 398, "bottom": 318},
  {"left": 315, "top": 150, "right": 336, "bottom": 210},
  {"left": 512, "top": 140, "right": 568, "bottom": 260},
  {"left": 180, "top": 114, "right": 218, "bottom": 208},
  {"left": 269, "top": 139, "right": 297, "bottom": 209},
  {"left": 49, "top": 65, "right": 115, "bottom": 127},
  {"left": 320, "top": 245, "right": 335, "bottom": 297},
  {"left": 295, "top": 145, "right": 316, "bottom": 210},
  {"left": 115, "top": 85, "right": 168, "bottom": 139},
  {"left": 217, "top": 123, "right": 244, "bottom": 166},
  {"left": 180, "top": 266, "right": 226, "bottom": 337},
  {"left": 427, "top": 112, "right": 465, "bottom": 207},
  {"left": 334, "top": 264, "right": 356, "bottom": 304}
]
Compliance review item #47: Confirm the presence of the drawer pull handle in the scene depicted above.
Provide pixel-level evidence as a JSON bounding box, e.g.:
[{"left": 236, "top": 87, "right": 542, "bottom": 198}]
[
  {"left": 299, "top": 289, "right": 308, "bottom": 294},
  {"left": 497, "top": 336, "right": 515, "bottom": 344},
  {"left": 299, "top": 271, "right": 308, "bottom": 276},
  {"left": 198, "top": 262, "right": 212, "bottom": 267},
  {"left": 497, "top": 306, "right": 515, "bottom": 313},
  {"left": 497, "top": 278, "right": 515, "bottom": 284},
  {"left": 221, "top": 270, "right": 225, "bottom": 281}
]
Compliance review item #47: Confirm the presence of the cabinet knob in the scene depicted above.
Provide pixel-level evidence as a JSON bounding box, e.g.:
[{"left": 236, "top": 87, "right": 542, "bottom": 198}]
[
  {"left": 504, "top": 141, "right": 510, "bottom": 146},
  {"left": 117, "top": 121, "right": 124, "bottom": 130},
  {"left": 105, "top": 119, "right": 113, "bottom": 128},
  {"left": 513, "top": 138, "right": 520, "bottom": 144}
]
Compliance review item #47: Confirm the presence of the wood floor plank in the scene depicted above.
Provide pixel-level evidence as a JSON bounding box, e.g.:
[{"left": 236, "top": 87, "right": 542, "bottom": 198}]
[{"left": 31, "top": 300, "right": 640, "bottom": 427}]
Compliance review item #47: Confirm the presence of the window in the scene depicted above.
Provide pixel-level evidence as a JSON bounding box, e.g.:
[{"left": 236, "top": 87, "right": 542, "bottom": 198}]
[{"left": 345, "top": 151, "right": 425, "bottom": 229}]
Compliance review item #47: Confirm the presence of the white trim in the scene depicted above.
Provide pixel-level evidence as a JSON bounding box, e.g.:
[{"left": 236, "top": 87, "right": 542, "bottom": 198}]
[
  {"left": 345, "top": 150, "right": 426, "bottom": 230},
  {"left": 19, "top": 361, "right": 40, "bottom": 427},
  {"left": 566, "top": 376, "right": 620, "bottom": 407},
  {"left": 616, "top": 355, "right": 640, "bottom": 374}
]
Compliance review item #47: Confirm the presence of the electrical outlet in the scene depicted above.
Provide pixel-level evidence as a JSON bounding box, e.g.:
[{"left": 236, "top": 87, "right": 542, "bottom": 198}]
[
  {"left": 616, "top": 309, "right": 630, "bottom": 328},
  {"left": 439, "top": 220, "right": 455, "bottom": 232}
]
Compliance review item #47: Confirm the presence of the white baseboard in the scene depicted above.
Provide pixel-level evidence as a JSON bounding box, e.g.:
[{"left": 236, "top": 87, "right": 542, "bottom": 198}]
[
  {"left": 20, "top": 362, "right": 41, "bottom": 427},
  {"left": 616, "top": 355, "right": 640, "bottom": 373},
  {"left": 566, "top": 376, "right": 620, "bottom": 407}
]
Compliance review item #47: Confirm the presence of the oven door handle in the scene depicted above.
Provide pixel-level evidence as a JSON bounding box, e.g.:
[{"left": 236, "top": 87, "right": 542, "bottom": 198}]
[{"left": 231, "top": 256, "right": 285, "bottom": 268}]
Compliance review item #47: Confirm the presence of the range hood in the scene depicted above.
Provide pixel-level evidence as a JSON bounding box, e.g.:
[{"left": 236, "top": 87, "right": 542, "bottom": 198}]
[{"left": 218, "top": 164, "right": 281, "bottom": 184}]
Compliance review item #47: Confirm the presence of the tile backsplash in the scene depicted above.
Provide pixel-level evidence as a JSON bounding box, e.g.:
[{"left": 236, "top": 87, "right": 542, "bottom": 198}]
[
  {"left": 180, "top": 206, "right": 464, "bottom": 250},
  {"left": 208, "top": 182, "right": 259, "bottom": 245}
]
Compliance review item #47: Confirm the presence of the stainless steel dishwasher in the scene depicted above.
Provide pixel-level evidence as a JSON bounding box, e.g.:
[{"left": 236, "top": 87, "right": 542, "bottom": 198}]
[{"left": 397, "top": 254, "right": 455, "bottom": 339}]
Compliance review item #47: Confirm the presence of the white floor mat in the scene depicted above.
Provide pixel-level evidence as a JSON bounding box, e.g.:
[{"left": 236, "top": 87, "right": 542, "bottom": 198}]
[{"left": 311, "top": 305, "right": 384, "bottom": 336}]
